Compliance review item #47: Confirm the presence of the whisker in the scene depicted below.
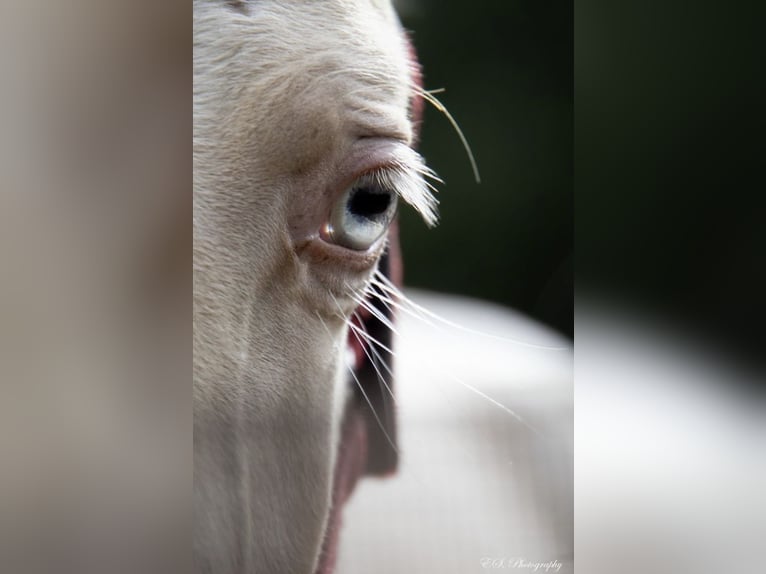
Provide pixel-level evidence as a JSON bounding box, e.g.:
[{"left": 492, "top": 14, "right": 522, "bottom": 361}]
[
  {"left": 349, "top": 311, "right": 398, "bottom": 406},
  {"left": 365, "top": 280, "right": 441, "bottom": 330},
  {"left": 345, "top": 362, "right": 400, "bottom": 455},
  {"left": 360, "top": 285, "right": 398, "bottom": 321},
  {"left": 345, "top": 290, "right": 402, "bottom": 336},
  {"left": 315, "top": 311, "right": 400, "bottom": 457},
  {"left": 347, "top": 320, "right": 396, "bottom": 356},
  {"left": 444, "top": 372, "right": 542, "bottom": 436},
  {"left": 342, "top": 275, "right": 551, "bottom": 433},
  {"left": 371, "top": 272, "right": 569, "bottom": 351},
  {"left": 413, "top": 86, "right": 481, "bottom": 184},
  {"left": 351, "top": 308, "right": 542, "bottom": 434},
  {"left": 362, "top": 334, "right": 396, "bottom": 380},
  {"left": 327, "top": 291, "right": 399, "bottom": 409},
  {"left": 357, "top": 278, "right": 439, "bottom": 335}
]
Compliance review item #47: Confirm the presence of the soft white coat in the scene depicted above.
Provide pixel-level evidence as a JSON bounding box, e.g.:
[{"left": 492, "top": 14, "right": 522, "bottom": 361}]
[{"left": 193, "top": 2, "right": 427, "bottom": 573}]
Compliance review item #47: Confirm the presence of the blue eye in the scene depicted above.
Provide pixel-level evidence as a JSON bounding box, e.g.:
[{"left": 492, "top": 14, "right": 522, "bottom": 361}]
[{"left": 327, "top": 176, "right": 398, "bottom": 251}]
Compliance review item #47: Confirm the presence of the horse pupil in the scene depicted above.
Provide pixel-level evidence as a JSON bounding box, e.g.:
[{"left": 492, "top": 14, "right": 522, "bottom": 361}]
[{"left": 349, "top": 188, "right": 391, "bottom": 219}]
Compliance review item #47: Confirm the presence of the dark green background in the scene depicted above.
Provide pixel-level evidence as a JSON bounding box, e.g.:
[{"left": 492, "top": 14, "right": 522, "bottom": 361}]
[{"left": 396, "top": 0, "right": 573, "bottom": 337}]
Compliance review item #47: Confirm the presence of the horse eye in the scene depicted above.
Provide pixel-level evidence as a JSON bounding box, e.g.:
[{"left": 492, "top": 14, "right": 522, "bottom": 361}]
[{"left": 327, "top": 176, "right": 398, "bottom": 251}]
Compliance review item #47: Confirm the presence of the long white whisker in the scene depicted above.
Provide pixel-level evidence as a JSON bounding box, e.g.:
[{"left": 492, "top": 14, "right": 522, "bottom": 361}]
[
  {"left": 346, "top": 291, "right": 402, "bottom": 336},
  {"left": 328, "top": 291, "right": 398, "bottom": 408},
  {"left": 347, "top": 320, "right": 396, "bottom": 356},
  {"left": 349, "top": 311, "right": 398, "bottom": 406},
  {"left": 315, "top": 311, "right": 400, "bottom": 457},
  {"left": 348, "top": 280, "right": 397, "bottom": 316},
  {"left": 352, "top": 310, "right": 541, "bottom": 434},
  {"left": 354, "top": 305, "right": 539, "bottom": 432},
  {"left": 363, "top": 286, "right": 399, "bottom": 322},
  {"left": 347, "top": 322, "right": 397, "bottom": 383},
  {"left": 445, "top": 372, "right": 542, "bottom": 436},
  {"left": 345, "top": 275, "right": 552, "bottom": 431},
  {"left": 351, "top": 310, "right": 395, "bottom": 376},
  {"left": 371, "top": 272, "right": 569, "bottom": 351},
  {"left": 365, "top": 281, "right": 442, "bottom": 330},
  {"left": 363, "top": 335, "right": 396, "bottom": 379},
  {"left": 346, "top": 362, "right": 399, "bottom": 455}
]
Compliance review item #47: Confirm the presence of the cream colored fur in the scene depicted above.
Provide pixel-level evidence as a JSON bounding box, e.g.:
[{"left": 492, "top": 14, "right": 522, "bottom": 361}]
[{"left": 193, "top": 1, "right": 427, "bottom": 573}]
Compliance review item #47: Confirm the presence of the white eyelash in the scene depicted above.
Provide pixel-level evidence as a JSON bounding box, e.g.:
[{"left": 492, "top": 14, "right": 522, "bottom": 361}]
[{"left": 366, "top": 146, "right": 442, "bottom": 227}]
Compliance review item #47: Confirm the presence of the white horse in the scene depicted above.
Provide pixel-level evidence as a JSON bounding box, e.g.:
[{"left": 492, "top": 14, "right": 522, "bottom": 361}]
[
  {"left": 194, "top": 1, "right": 434, "bottom": 572},
  {"left": 194, "top": 2, "right": 572, "bottom": 573}
]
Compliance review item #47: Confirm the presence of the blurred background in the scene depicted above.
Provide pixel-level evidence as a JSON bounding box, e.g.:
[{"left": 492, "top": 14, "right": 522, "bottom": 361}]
[
  {"left": 576, "top": 0, "right": 765, "bottom": 367},
  {"left": 395, "top": 0, "right": 573, "bottom": 338},
  {"left": 337, "top": 2, "right": 574, "bottom": 572},
  {"left": 575, "top": 1, "right": 765, "bottom": 573}
]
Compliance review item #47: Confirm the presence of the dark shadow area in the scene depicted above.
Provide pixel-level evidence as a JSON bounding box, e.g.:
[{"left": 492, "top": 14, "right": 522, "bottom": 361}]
[{"left": 398, "top": 0, "right": 573, "bottom": 338}]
